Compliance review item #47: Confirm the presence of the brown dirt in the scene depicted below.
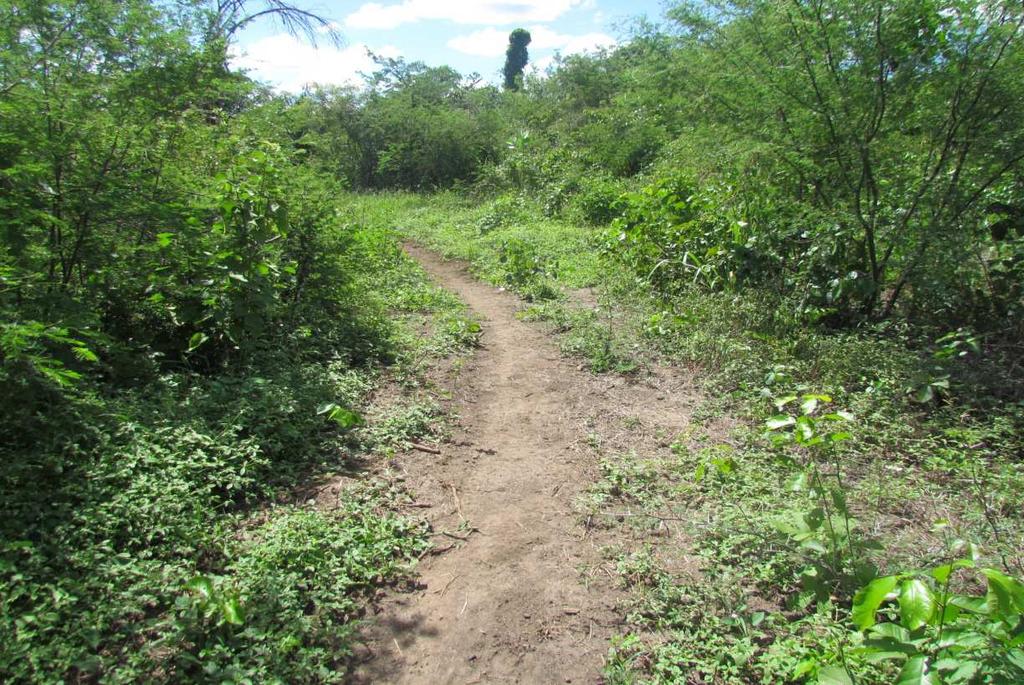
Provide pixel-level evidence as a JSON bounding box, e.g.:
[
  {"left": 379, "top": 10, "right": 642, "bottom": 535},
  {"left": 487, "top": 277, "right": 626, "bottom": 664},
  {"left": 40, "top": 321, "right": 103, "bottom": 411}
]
[{"left": 349, "top": 244, "right": 704, "bottom": 684}]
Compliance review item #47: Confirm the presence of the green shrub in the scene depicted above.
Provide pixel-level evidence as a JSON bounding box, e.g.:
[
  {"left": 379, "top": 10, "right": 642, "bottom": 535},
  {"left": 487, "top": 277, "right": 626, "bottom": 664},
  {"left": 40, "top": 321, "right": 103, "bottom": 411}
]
[{"left": 568, "top": 175, "right": 626, "bottom": 225}]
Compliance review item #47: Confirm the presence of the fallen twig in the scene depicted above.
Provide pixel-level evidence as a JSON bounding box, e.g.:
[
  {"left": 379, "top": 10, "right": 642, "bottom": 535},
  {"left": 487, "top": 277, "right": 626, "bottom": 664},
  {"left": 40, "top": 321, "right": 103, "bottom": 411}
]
[
  {"left": 450, "top": 483, "right": 466, "bottom": 522},
  {"left": 436, "top": 574, "right": 460, "bottom": 597},
  {"left": 439, "top": 527, "right": 481, "bottom": 541},
  {"left": 418, "top": 542, "right": 455, "bottom": 559},
  {"left": 592, "top": 511, "right": 688, "bottom": 522},
  {"left": 411, "top": 442, "right": 442, "bottom": 454}
]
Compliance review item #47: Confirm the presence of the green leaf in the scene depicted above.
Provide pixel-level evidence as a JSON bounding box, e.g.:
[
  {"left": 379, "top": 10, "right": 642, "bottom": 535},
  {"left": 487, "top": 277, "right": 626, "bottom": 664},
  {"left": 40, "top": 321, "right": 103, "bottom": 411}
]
[
  {"left": 72, "top": 346, "right": 98, "bottom": 363},
  {"left": 327, "top": 406, "right": 364, "bottom": 430},
  {"left": 934, "top": 658, "right": 978, "bottom": 682},
  {"left": 853, "top": 575, "right": 899, "bottom": 630},
  {"left": 913, "top": 385, "right": 934, "bottom": 404},
  {"left": 187, "top": 332, "right": 208, "bottom": 353},
  {"left": 799, "top": 394, "right": 831, "bottom": 414},
  {"left": 899, "top": 579, "right": 935, "bottom": 630},
  {"left": 931, "top": 559, "right": 973, "bottom": 584},
  {"left": 816, "top": 665, "right": 853, "bottom": 685},
  {"left": 222, "top": 597, "right": 245, "bottom": 626},
  {"left": 949, "top": 595, "right": 987, "bottom": 614},
  {"left": 694, "top": 462, "right": 707, "bottom": 482},
  {"left": 868, "top": 622, "right": 912, "bottom": 643},
  {"left": 795, "top": 417, "right": 815, "bottom": 442},
  {"left": 766, "top": 415, "right": 795, "bottom": 430},
  {"left": 983, "top": 568, "right": 1024, "bottom": 618},
  {"left": 895, "top": 655, "right": 933, "bottom": 685},
  {"left": 711, "top": 456, "right": 735, "bottom": 475},
  {"left": 186, "top": 576, "right": 213, "bottom": 600},
  {"left": 773, "top": 394, "right": 798, "bottom": 410}
]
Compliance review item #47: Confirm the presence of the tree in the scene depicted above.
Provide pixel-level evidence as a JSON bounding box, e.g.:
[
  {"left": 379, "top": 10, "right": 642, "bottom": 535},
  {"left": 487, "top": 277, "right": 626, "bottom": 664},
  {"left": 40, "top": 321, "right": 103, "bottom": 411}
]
[
  {"left": 663, "top": 0, "right": 1024, "bottom": 322},
  {"left": 502, "top": 28, "right": 531, "bottom": 91},
  {"left": 203, "top": 0, "right": 340, "bottom": 44}
]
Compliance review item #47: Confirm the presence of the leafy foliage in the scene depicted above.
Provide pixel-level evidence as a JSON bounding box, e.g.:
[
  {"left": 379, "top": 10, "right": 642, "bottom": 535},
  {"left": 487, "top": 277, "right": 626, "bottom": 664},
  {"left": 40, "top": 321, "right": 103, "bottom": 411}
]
[
  {"left": 503, "top": 29, "right": 532, "bottom": 91},
  {"left": 844, "top": 558, "right": 1024, "bottom": 684}
]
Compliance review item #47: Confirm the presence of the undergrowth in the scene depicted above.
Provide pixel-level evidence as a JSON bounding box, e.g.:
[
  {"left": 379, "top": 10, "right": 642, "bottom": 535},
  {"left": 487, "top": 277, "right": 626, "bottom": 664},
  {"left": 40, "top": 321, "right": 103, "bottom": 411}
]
[{"left": 0, "top": 206, "right": 475, "bottom": 682}]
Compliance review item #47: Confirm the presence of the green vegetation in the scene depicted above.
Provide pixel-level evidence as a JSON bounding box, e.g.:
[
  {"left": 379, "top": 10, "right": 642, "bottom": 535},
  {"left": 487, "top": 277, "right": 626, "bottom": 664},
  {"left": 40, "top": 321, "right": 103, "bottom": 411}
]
[
  {"left": 3, "top": 0, "right": 1023, "bottom": 682},
  {"left": 0, "top": 3, "right": 479, "bottom": 680},
  {"left": 503, "top": 29, "right": 532, "bottom": 91}
]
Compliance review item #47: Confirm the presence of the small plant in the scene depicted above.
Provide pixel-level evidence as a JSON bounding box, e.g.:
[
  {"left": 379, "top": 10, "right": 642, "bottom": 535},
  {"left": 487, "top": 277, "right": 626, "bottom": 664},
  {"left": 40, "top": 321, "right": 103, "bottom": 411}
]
[
  {"left": 907, "top": 328, "right": 981, "bottom": 404},
  {"left": 643, "top": 310, "right": 689, "bottom": 340},
  {"left": 766, "top": 394, "right": 878, "bottom": 604},
  {"left": 498, "top": 237, "right": 559, "bottom": 300},
  {"left": 477, "top": 195, "right": 526, "bottom": 233},
  {"left": 175, "top": 575, "right": 246, "bottom": 649}
]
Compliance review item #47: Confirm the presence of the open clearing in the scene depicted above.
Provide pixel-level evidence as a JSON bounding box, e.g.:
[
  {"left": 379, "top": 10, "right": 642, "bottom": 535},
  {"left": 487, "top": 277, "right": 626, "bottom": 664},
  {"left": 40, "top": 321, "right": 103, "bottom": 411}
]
[{"left": 351, "top": 244, "right": 704, "bottom": 684}]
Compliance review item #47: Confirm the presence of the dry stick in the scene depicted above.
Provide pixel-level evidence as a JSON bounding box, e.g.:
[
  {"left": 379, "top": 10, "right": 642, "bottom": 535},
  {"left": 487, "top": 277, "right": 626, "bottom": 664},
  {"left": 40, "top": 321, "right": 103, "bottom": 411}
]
[
  {"left": 450, "top": 483, "right": 466, "bottom": 523},
  {"left": 579, "top": 514, "right": 594, "bottom": 541},
  {"left": 436, "top": 574, "right": 461, "bottom": 597},
  {"left": 418, "top": 542, "right": 455, "bottom": 560},
  {"left": 411, "top": 442, "right": 442, "bottom": 454},
  {"left": 441, "top": 530, "right": 473, "bottom": 541},
  {"left": 591, "top": 511, "right": 688, "bottom": 522}
]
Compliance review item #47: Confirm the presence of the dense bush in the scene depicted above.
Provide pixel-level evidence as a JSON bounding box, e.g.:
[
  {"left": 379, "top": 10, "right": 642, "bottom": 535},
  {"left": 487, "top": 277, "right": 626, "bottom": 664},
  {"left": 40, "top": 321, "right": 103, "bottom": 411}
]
[{"left": 0, "top": 2, "right": 430, "bottom": 681}]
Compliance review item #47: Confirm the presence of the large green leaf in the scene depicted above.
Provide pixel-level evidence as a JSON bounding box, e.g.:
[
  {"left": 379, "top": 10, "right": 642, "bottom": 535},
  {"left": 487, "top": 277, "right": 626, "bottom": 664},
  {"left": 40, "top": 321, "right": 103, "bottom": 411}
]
[
  {"left": 186, "top": 576, "right": 214, "bottom": 600},
  {"left": 853, "top": 575, "right": 898, "bottom": 629},
  {"left": 899, "top": 579, "right": 935, "bottom": 630},
  {"left": 982, "top": 568, "right": 1024, "bottom": 619},
  {"left": 317, "top": 403, "right": 365, "bottom": 431},
  {"left": 187, "top": 332, "right": 209, "bottom": 352},
  {"left": 222, "top": 597, "right": 246, "bottom": 626},
  {"left": 816, "top": 665, "right": 853, "bottom": 685},
  {"left": 895, "top": 656, "right": 932, "bottom": 685},
  {"left": 766, "top": 415, "right": 795, "bottom": 430}
]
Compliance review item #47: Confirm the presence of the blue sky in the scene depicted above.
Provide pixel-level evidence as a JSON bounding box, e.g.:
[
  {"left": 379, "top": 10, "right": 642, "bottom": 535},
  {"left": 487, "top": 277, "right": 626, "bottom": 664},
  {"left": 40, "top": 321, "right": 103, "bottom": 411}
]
[{"left": 231, "top": 0, "right": 670, "bottom": 92}]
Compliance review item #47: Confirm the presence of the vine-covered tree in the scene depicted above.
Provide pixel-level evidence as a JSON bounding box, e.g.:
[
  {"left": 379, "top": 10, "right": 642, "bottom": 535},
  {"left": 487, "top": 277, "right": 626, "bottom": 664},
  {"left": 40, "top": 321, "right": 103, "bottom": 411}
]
[{"left": 502, "top": 28, "right": 531, "bottom": 90}]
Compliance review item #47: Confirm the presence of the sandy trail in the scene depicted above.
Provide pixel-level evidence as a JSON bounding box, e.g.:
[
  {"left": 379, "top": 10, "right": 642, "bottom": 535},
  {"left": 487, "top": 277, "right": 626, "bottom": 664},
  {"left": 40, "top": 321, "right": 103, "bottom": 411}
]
[{"left": 350, "top": 244, "right": 700, "bottom": 684}]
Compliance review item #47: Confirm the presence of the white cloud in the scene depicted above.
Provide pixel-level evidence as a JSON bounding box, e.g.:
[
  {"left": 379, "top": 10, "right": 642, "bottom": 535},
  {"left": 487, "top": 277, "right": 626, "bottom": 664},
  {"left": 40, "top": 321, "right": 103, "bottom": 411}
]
[
  {"left": 446, "top": 28, "right": 509, "bottom": 57},
  {"left": 527, "top": 55, "right": 557, "bottom": 75},
  {"left": 230, "top": 35, "right": 401, "bottom": 92},
  {"left": 346, "top": 0, "right": 584, "bottom": 30},
  {"left": 447, "top": 24, "right": 615, "bottom": 58}
]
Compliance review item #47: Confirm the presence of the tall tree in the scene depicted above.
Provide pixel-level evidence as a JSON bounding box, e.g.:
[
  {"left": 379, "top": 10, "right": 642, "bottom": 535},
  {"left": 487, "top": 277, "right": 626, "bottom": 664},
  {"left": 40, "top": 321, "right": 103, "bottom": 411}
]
[{"left": 502, "top": 28, "right": 531, "bottom": 90}]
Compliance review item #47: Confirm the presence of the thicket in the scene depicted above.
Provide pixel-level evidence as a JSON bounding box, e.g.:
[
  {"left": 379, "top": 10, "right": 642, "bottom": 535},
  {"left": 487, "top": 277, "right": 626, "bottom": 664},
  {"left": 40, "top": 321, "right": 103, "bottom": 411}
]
[{"left": 0, "top": 1, "right": 439, "bottom": 681}]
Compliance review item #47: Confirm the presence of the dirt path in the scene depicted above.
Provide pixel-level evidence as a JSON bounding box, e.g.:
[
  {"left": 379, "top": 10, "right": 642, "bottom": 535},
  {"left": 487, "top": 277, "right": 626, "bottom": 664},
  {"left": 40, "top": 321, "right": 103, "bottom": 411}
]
[{"left": 350, "top": 244, "right": 701, "bottom": 684}]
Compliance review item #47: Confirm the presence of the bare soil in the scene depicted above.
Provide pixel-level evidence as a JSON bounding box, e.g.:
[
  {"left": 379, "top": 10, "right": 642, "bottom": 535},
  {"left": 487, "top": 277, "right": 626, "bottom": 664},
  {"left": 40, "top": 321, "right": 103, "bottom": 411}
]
[{"left": 349, "top": 244, "right": 704, "bottom": 684}]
